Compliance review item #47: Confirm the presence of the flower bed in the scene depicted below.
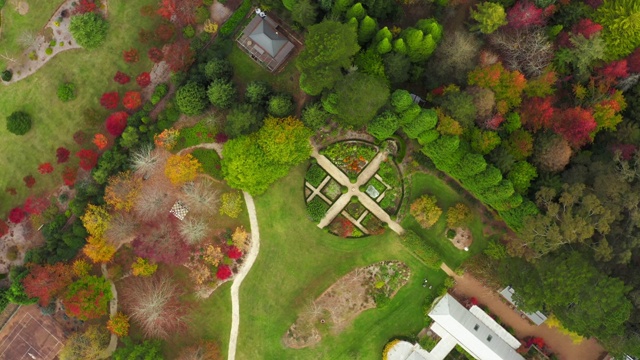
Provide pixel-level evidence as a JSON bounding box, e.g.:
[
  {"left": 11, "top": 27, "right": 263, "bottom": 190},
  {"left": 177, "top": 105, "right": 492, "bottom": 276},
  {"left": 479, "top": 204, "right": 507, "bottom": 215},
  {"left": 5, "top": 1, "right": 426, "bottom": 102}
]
[
  {"left": 306, "top": 197, "right": 330, "bottom": 223},
  {"left": 320, "top": 141, "right": 378, "bottom": 180},
  {"left": 305, "top": 163, "right": 328, "bottom": 188},
  {"left": 321, "top": 178, "right": 343, "bottom": 202}
]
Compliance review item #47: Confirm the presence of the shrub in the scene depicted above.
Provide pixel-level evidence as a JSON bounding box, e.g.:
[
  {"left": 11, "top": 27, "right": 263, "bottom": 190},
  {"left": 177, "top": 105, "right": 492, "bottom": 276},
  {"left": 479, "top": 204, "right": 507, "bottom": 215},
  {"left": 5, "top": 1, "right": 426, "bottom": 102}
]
[
  {"left": 220, "top": 0, "right": 251, "bottom": 35},
  {"left": 114, "top": 71, "right": 130, "bottom": 84},
  {"left": 176, "top": 82, "right": 208, "bottom": 115},
  {"left": 1, "top": 69, "right": 12, "bottom": 82},
  {"left": 204, "top": 58, "right": 233, "bottom": 81},
  {"left": 305, "top": 163, "right": 327, "bottom": 187},
  {"left": 56, "top": 147, "right": 71, "bottom": 163},
  {"left": 207, "top": 80, "right": 236, "bottom": 109},
  {"left": 148, "top": 47, "right": 163, "bottom": 63},
  {"left": 69, "top": 13, "right": 109, "bottom": 49},
  {"left": 183, "top": 25, "right": 196, "bottom": 38},
  {"left": 219, "top": 191, "right": 243, "bottom": 218},
  {"left": 122, "top": 48, "right": 139, "bottom": 63},
  {"left": 6, "top": 111, "right": 32, "bottom": 135},
  {"left": 107, "top": 312, "right": 130, "bottom": 337},
  {"left": 151, "top": 83, "right": 169, "bottom": 105},
  {"left": 38, "top": 163, "right": 54, "bottom": 174},
  {"left": 301, "top": 102, "right": 329, "bottom": 130},
  {"left": 8, "top": 207, "right": 26, "bottom": 224},
  {"left": 23, "top": 175, "right": 36, "bottom": 188},
  {"left": 245, "top": 81, "right": 272, "bottom": 105},
  {"left": 100, "top": 92, "right": 119, "bottom": 109},
  {"left": 400, "top": 231, "right": 443, "bottom": 269},
  {"left": 136, "top": 72, "right": 151, "bottom": 88},
  {"left": 267, "top": 94, "right": 295, "bottom": 117},
  {"left": 368, "top": 111, "right": 400, "bottom": 140},
  {"left": 105, "top": 112, "right": 129, "bottom": 136},
  {"left": 122, "top": 91, "right": 142, "bottom": 110},
  {"left": 216, "top": 265, "right": 233, "bottom": 280},
  {"left": 306, "top": 197, "right": 329, "bottom": 222},
  {"left": 45, "top": 47, "right": 53, "bottom": 55}
]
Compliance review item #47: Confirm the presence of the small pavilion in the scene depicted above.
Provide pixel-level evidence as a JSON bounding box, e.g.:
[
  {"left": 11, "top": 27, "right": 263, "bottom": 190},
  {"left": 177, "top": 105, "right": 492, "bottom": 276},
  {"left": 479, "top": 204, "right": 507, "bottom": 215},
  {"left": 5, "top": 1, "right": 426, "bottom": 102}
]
[{"left": 236, "top": 13, "right": 296, "bottom": 72}]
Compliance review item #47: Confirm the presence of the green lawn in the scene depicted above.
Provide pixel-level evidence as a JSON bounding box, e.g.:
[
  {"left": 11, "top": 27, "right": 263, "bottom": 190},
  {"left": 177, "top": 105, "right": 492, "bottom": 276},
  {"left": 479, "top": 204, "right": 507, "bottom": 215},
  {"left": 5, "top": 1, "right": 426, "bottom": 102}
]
[
  {"left": 230, "top": 164, "right": 446, "bottom": 359},
  {"left": 0, "top": 0, "right": 161, "bottom": 217},
  {"left": 401, "top": 172, "right": 490, "bottom": 269}
]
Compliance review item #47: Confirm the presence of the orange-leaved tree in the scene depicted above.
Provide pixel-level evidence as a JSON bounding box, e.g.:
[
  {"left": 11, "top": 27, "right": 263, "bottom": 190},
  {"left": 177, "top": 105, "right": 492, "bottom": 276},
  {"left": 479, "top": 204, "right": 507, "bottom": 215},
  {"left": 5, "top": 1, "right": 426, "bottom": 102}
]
[
  {"left": 83, "top": 235, "right": 117, "bottom": 263},
  {"left": 22, "top": 263, "right": 74, "bottom": 306},
  {"left": 81, "top": 204, "right": 111, "bottom": 238},
  {"left": 104, "top": 171, "right": 142, "bottom": 212},
  {"left": 164, "top": 153, "right": 202, "bottom": 185}
]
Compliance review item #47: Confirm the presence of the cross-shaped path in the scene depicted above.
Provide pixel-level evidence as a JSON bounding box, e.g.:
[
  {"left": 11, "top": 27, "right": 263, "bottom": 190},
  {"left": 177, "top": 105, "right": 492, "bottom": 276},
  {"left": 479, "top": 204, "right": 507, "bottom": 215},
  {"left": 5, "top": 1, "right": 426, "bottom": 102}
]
[{"left": 311, "top": 148, "right": 404, "bottom": 235}]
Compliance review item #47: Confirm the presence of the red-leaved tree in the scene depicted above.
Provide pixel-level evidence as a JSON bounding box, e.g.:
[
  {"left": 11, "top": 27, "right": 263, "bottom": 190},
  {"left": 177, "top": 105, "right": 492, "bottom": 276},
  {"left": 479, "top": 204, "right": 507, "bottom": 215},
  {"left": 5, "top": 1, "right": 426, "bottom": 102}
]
[
  {"left": 132, "top": 221, "right": 192, "bottom": 265},
  {"left": 215, "top": 133, "right": 229, "bottom": 144},
  {"left": 64, "top": 275, "right": 112, "bottom": 321},
  {"left": 553, "top": 107, "right": 598, "bottom": 148},
  {"left": 148, "top": 47, "right": 164, "bottom": 63},
  {"left": 626, "top": 48, "right": 640, "bottom": 73},
  {"left": 597, "top": 60, "right": 628, "bottom": 80},
  {"left": 216, "top": 265, "right": 232, "bottom": 280},
  {"left": 507, "top": 0, "right": 546, "bottom": 29},
  {"left": 100, "top": 92, "right": 120, "bottom": 109},
  {"left": 73, "top": 130, "right": 87, "bottom": 145},
  {"left": 24, "top": 196, "right": 50, "bottom": 215},
  {"left": 155, "top": 24, "right": 175, "bottom": 42},
  {"left": 136, "top": 72, "right": 151, "bottom": 88},
  {"left": 73, "top": 0, "right": 97, "bottom": 14},
  {"left": 105, "top": 111, "right": 129, "bottom": 136},
  {"left": 56, "top": 147, "right": 71, "bottom": 164},
  {"left": 93, "top": 133, "right": 108, "bottom": 150},
  {"left": 63, "top": 166, "right": 78, "bottom": 187},
  {"left": 227, "top": 246, "right": 242, "bottom": 260},
  {"left": 38, "top": 163, "right": 54, "bottom": 174},
  {"left": 157, "top": 0, "right": 202, "bottom": 26},
  {"left": 23, "top": 263, "right": 74, "bottom": 306},
  {"left": 572, "top": 18, "right": 603, "bottom": 40},
  {"left": 23, "top": 175, "right": 36, "bottom": 188},
  {"left": 164, "top": 40, "right": 195, "bottom": 72},
  {"left": 521, "top": 96, "right": 555, "bottom": 132},
  {"left": 8, "top": 207, "right": 26, "bottom": 224},
  {"left": 121, "top": 273, "right": 189, "bottom": 339},
  {"left": 114, "top": 71, "right": 131, "bottom": 85},
  {"left": 76, "top": 149, "right": 99, "bottom": 171},
  {"left": 123, "top": 91, "right": 142, "bottom": 110},
  {"left": 123, "top": 48, "right": 140, "bottom": 63}
]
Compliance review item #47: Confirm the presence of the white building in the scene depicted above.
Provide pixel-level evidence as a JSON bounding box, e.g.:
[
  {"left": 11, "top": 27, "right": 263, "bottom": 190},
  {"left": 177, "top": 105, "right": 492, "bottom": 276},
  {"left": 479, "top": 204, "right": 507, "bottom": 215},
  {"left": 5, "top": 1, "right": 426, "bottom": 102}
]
[
  {"left": 499, "top": 286, "right": 547, "bottom": 325},
  {"left": 387, "top": 294, "right": 524, "bottom": 360}
]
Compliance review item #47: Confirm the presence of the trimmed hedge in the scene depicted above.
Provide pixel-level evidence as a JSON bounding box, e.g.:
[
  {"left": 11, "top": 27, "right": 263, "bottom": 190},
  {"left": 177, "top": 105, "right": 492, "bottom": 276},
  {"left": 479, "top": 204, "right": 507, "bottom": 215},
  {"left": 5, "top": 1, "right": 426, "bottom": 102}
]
[
  {"left": 306, "top": 197, "right": 329, "bottom": 222},
  {"left": 305, "top": 163, "right": 327, "bottom": 187},
  {"left": 151, "top": 83, "right": 169, "bottom": 105},
  {"left": 220, "top": 0, "right": 251, "bottom": 36},
  {"left": 399, "top": 230, "right": 442, "bottom": 269}
]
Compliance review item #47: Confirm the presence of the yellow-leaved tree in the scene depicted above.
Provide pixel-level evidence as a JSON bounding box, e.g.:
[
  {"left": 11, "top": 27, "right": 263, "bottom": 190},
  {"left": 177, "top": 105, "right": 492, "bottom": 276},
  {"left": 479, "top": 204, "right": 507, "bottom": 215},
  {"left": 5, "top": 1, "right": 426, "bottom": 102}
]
[
  {"left": 83, "top": 236, "right": 116, "bottom": 264},
  {"left": 164, "top": 153, "right": 202, "bottom": 185},
  {"left": 81, "top": 204, "right": 111, "bottom": 238},
  {"left": 131, "top": 257, "right": 158, "bottom": 277},
  {"left": 410, "top": 195, "right": 442, "bottom": 229},
  {"left": 104, "top": 171, "right": 142, "bottom": 212}
]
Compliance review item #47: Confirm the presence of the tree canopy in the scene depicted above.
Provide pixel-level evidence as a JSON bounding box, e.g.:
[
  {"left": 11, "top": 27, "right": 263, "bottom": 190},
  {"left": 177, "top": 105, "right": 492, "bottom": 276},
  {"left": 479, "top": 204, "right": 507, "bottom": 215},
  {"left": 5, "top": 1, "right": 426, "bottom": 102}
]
[{"left": 323, "top": 72, "right": 389, "bottom": 127}]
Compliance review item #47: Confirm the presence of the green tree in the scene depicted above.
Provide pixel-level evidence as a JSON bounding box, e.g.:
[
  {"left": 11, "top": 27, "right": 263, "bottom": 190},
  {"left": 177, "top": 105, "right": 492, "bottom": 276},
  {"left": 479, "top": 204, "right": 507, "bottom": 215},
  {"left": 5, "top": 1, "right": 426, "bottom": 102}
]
[
  {"left": 507, "top": 161, "right": 537, "bottom": 194},
  {"left": 207, "top": 79, "right": 236, "bottom": 109},
  {"left": 119, "top": 126, "right": 140, "bottom": 148},
  {"left": 470, "top": 128, "right": 501, "bottom": 155},
  {"left": 324, "top": 72, "right": 389, "bottom": 127},
  {"left": 383, "top": 53, "right": 410, "bottom": 84},
  {"left": 176, "top": 82, "right": 208, "bottom": 115},
  {"left": 57, "top": 83, "right": 76, "bottom": 102},
  {"left": 113, "top": 338, "right": 164, "bottom": 360},
  {"left": 403, "top": 109, "right": 438, "bottom": 139},
  {"left": 297, "top": 21, "right": 360, "bottom": 95},
  {"left": 376, "top": 37, "right": 392, "bottom": 54},
  {"left": 393, "top": 38, "right": 407, "bottom": 54},
  {"left": 346, "top": 2, "right": 366, "bottom": 20},
  {"left": 416, "top": 18, "right": 443, "bottom": 43},
  {"left": 354, "top": 48, "right": 386, "bottom": 79},
  {"left": 390, "top": 89, "right": 414, "bottom": 113},
  {"left": 368, "top": 110, "right": 399, "bottom": 140},
  {"left": 63, "top": 275, "right": 112, "bottom": 320},
  {"left": 375, "top": 26, "right": 393, "bottom": 43},
  {"left": 410, "top": 195, "right": 442, "bottom": 228},
  {"left": 6, "top": 111, "right": 32, "bottom": 135},
  {"left": 267, "top": 93, "right": 295, "bottom": 117},
  {"left": 225, "top": 103, "right": 264, "bottom": 138},
  {"left": 257, "top": 116, "right": 312, "bottom": 165},
  {"left": 594, "top": 0, "right": 640, "bottom": 59},
  {"left": 439, "top": 91, "right": 477, "bottom": 127},
  {"left": 245, "top": 81, "right": 272, "bottom": 106},
  {"left": 292, "top": 0, "right": 319, "bottom": 27},
  {"left": 358, "top": 15, "right": 377, "bottom": 44},
  {"left": 69, "top": 13, "right": 109, "bottom": 49},
  {"left": 204, "top": 58, "right": 233, "bottom": 81},
  {"left": 470, "top": 2, "right": 507, "bottom": 34},
  {"left": 401, "top": 28, "right": 437, "bottom": 63},
  {"left": 301, "top": 102, "right": 329, "bottom": 130},
  {"left": 59, "top": 325, "right": 109, "bottom": 360}
]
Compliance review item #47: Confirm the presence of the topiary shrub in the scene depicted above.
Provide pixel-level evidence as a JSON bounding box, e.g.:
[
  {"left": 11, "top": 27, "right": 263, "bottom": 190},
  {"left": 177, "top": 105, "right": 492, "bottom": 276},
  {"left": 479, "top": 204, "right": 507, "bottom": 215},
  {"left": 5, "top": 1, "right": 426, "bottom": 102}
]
[
  {"left": 183, "top": 25, "right": 196, "bottom": 38},
  {"left": 207, "top": 79, "right": 236, "bottom": 109},
  {"left": 1, "top": 70, "right": 12, "bottom": 82},
  {"left": 6, "top": 111, "right": 32, "bottom": 135},
  {"left": 151, "top": 83, "right": 169, "bottom": 105},
  {"left": 69, "top": 13, "right": 109, "bottom": 49},
  {"left": 57, "top": 83, "right": 76, "bottom": 102},
  {"left": 267, "top": 93, "right": 295, "bottom": 117},
  {"left": 176, "top": 81, "right": 208, "bottom": 115}
]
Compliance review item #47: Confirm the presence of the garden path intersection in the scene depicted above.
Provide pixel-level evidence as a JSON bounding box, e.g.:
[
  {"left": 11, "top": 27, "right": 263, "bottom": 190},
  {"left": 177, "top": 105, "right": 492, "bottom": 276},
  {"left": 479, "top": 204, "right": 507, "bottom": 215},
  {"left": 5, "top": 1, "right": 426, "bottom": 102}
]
[{"left": 311, "top": 147, "right": 405, "bottom": 235}]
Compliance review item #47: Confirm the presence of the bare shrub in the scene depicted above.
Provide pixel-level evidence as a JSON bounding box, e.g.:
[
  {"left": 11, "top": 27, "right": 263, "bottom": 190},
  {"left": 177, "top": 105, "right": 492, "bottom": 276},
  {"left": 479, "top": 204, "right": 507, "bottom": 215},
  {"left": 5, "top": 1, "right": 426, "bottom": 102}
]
[
  {"left": 182, "top": 179, "right": 220, "bottom": 215},
  {"left": 134, "top": 185, "right": 175, "bottom": 221},
  {"left": 104, "top": 213, "right": 138, "bottom": 248},
  {"left": 131, "top": 145, "right": 165, "bottom": 177},
  {"left": 427, "top": 31, "right": 482, "bottom": 85},
  {"left": 177, "top": 341, "right": 222, "bottom": 360},
  {"left": 179, "top": 217, "right": 209, "bottom": 244},
  {"left": 489, "top": 28, "right": 553, "bottom": 78}
]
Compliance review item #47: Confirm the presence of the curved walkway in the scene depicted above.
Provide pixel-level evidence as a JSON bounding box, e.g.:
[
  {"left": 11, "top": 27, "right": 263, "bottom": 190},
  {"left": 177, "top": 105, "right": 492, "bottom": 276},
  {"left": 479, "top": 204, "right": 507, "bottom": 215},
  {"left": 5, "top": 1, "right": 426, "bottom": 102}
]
[
  {"left": 227, "top": 192, "right": 260, "bottom": 360},
  {"left": 98, "top": 263, "right": 118, "bottom": 359}
]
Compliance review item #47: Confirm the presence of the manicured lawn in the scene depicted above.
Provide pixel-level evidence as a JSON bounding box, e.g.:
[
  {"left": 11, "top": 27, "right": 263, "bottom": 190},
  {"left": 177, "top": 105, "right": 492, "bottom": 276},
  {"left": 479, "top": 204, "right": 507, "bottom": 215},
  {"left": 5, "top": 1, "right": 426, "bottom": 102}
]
[
  {"left": 401, "top": 172, "right": 490, "bottom": 269},
  {"left": 228, "top": 45, "right": 300, "bottom": 97},
  {"left": 0, "top": 0, "right": 161, "bottom": 217},
  {"left": 232, "top": 164, "right": 447, "bottom": 359}
]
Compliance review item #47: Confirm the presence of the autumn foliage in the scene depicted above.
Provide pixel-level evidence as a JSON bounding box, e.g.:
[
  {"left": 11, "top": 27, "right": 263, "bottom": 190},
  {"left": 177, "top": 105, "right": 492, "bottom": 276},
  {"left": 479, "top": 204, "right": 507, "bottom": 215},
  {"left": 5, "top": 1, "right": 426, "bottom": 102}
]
[
  {"left": 8, "top": 207, "right": 26, "bottom": 224},
  {"left": 107, "top": 312, "right": 130, "bottom": 337},
  {"left": 164, "top": 40, "right": 195, "bottom": 72},
  {"left": 136, "top": 72, "right": 151, "bottom": 88},
  {"left": 73, "top": 0, "right": 97, "bottom": 14},
  {"left": 506, "top": 0, "right": 546, "bottom": 29},
  {"left": 104, "top": 171, "right": 142, "bottom": 212},
  {"left": 64, "top": 275, "right": 112, "bottom": 320},
  {"left": 100, "top": 92, "right": 119, "bottom": 109},
  {"left": 520, "top": 96, "right": 555, "bottom": 132},
  {"left": 553, "top": 107, "right": 597, "bottom": 148},
  {"left": 83, "top": 236, "right": 117, "bottom": 263},
  {"left": 216, "top": 265, "right": 232, "bottom": 280},
  {"left": 76, "top": 149, "right": 99, "bottom": 171},
  {"left": 123, "top": 91, "right": 142, "bottom": 110},
  {"left": 164, "top": 153, "right": 202, "bottom": 185},
  {"left": 468, "top": 63, "right": 526, "bottom": 113},
  {"left": 38, "top": 162, "right": 54, "bottom": 175},
  {"left": 23, "top": 175, "right": 35, "bottom": 188},
  {"left": 114, "top": 71, "right": 131, "bottom": 85},
  {"left": 105, "top": 111, "right": 129, "bottom": 136},
  {"left": 123, "top": 48, "right": 139, "bottom": 63},
  {"left": 62, "top": 166, "right": 78, "bottom": 186},
  {"left": 148, "top": 47, "right": 164, "bottom": 63},
  {"left": 24, "top": 196, "right": 50, "bottom": 215},
  {"left": 227, "top": 246, "right": 242, "bottom": 260},
  {"left": 56, "top": 147, "right": 71, "bottom": 163},
  {"left": 93, "top": 133, "right": 108, "bottom": 150},
  {"left": 0, "top": 221, "right": 8, "bottom": 237},
  {"left": 22, "top": 263, "right": 74, "bottom": 306},
  {"left": 131, "top": 257, "right": 158, "bottom": 277},
  {"left": 155, "top": 24, "right": 175, "bottom": 42}
]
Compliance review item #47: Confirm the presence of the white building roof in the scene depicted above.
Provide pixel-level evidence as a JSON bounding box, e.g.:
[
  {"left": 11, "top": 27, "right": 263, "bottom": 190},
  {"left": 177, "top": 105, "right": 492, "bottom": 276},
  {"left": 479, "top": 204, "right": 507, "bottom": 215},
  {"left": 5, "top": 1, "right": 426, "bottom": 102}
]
[
  {"left": 428, "top": 294, "right": 524, "bottom": 360},
  {"left": 500, "top": 286, "right": 547, "bottom": 325}
]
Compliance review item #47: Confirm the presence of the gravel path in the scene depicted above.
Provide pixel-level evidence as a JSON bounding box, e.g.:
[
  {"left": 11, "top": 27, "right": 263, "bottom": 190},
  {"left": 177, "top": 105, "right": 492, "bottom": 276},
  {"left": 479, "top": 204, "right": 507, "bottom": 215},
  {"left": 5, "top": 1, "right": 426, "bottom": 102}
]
[{"left": 98, "top": 263, "right": 118, "bottom": 359}]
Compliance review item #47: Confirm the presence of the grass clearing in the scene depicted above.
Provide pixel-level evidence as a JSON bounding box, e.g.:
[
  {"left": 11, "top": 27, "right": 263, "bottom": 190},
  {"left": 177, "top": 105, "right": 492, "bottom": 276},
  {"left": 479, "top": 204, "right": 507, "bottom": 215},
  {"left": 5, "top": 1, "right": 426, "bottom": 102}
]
[
  {"left": 228, "top": 45, "right": 300, "bottom": 97},
  {"left": 401, "top": 172, "right": 489, "bottom": 269},
  {"left": 233, "top": 164, "right": 446, "bottom": 359},
  {"left": 0, "top": 0, "right": 161, "bottom": 216}
]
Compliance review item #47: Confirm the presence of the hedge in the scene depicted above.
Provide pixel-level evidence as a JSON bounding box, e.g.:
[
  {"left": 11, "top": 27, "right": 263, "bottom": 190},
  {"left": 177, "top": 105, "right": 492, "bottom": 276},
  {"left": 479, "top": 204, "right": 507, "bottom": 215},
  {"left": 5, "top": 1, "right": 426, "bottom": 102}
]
[
  {"left": 306, "top": 197, "right": 329, "bottom": 222},
  {"left": 220, "top": 0, "right": 251, "bottom": 36},
  {"left": 399, "top": 230, "right": 442, "bottom": 269},
  {"left": 305, "top": 163, "right": 327, "bottom": 187}
]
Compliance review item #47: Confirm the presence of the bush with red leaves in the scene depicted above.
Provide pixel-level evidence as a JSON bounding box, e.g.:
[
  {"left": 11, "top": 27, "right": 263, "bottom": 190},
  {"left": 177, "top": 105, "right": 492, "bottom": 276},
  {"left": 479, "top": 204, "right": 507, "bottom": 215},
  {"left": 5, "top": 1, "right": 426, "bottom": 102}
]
[
  {"left": 553, "top": 107, "right": 597, "bottom": 148},
  {"left": 105, "top": 111, "right": 129, "bottom": 136},
  {"left": 76, "top": 149, "right": 99, "bottom": 171},
  {"left": 626, "top": 48, "right": 640, "bottom": 73},
  {"left": 114, "top": 71, "right": 131, "bottom": 85},
  {"left": 215, "top": 133, "right": 229, "bottom": 144},
  {"left": 23, "top": 175, "right": 36, "bottom": 188},
  {"left": 56, "top": 147, "right": 71, "bottom": 164},
  {"left": 62, "top": 166, "right": 78, "bottom": 187},
  {"left": 73, "top": 0, "right": 97, "bottom": 14},
  {"left": 5, "top": 187, "right": 17, "bottom": 196},
  {"left": 136, "top": 72, "right": 151, "bottom": 88},
  {"left": 123, "top": 91, "right": 142, "bottom": 110},
  {"left": 148, "top": 47, "right": 164, "bottom": 63},
  {"left": 123, "top": 48, "right": 140, "bottom": 63},
  {"left": 24, "top": 196, "right": 50, "bottom": 215},
  {"left": 507, "top": 0, "right": 546, "bottom": 29},
  {"left": 216, "top": 265, "right": 232, "bottom": 280},
  {"left": 8, "top": 208, "right": 25, "bottom": 224},
  {"left": 100, "top": 92, "right": 119, "bottom": 109},
  {"left": 164, "top": 40, "right": 195, "bottom": 73},
  {"left": 227, "top": 246, "right": 242, "bottom": 260},
  {"left": 155, "top": 24, "right": 175, "bottom": 42},
  {"left": 38, "top": 163, "right": 54, "bottom": 174},
  {"left": 597, "top": 60, "right": 628, "bottom": 80},
  {"left": 0, "top": 220, "right": 8, "bottom": 237},
  {"left": 73, "top": 130, "right": 87, "bottom": 145}
]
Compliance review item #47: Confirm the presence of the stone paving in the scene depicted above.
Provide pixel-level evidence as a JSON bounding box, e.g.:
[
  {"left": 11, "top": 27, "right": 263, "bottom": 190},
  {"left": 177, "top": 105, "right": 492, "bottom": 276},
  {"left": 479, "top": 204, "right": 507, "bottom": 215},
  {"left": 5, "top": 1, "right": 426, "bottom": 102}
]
[{"left": 310, "top": 146, "right": 404, "bottom": 235}]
